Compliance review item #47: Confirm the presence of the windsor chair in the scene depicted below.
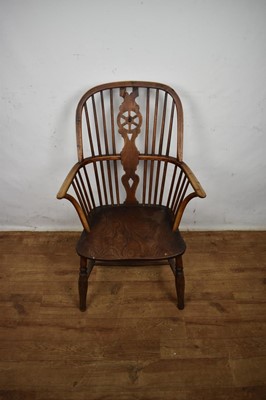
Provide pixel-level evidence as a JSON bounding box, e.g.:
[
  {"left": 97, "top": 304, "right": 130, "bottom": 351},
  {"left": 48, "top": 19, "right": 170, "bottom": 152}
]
[{"left": 57, "top": 81, "right": 206, "bottom": 311}]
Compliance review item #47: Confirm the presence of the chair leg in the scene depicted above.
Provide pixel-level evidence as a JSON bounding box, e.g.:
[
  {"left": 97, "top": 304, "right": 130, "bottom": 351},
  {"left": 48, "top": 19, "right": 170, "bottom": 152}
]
[
  {"left": 78, "top": 257, "right": 94, "bottom": 312},
  {"left": 79, "top": 257, "right": 88, "bottom": 312},
  {"left": 175, "top": 256, "right": 185, "bottom": 310}
]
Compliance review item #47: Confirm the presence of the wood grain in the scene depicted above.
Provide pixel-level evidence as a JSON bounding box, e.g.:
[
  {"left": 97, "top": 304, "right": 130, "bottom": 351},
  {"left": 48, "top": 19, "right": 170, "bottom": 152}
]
[
  {"left": 0, "top": 231, "right": 265, "bottom": 399},
  {"left": 77, "top": 205, "right": 186, "bottom": 260}
]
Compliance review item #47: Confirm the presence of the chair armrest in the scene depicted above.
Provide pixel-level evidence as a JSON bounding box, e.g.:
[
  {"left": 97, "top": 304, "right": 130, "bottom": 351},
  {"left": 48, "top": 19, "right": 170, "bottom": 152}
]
[
  {"left": 57, "top": 162, "right": 81, "bottom": 199},
  {"left": 57, "top": 162, "right": 90, "bottom": 232},
  {"left": 180, "top": 162, "right": 206, "bottom": 198},
  {"left": 172, "top": 162, "right": 206, "bottom": 231}
]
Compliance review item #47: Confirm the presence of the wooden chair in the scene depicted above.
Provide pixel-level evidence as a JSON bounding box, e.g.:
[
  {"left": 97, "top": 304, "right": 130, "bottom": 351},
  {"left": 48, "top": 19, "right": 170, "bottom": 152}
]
[{"left": 57, "top": 81, "right": 206, "bottom": 311}]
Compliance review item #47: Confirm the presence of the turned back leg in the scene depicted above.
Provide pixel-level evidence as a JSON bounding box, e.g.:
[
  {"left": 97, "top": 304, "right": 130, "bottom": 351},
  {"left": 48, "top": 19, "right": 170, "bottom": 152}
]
[
  {"left": 175, "top": 256, "right": 185, "bottom": 310},
  {"left": 78, "top": 256, "right": 94, "bottom": 312},
  {"left": 168, "top": 256, "right": 185, "bottom": 309}
]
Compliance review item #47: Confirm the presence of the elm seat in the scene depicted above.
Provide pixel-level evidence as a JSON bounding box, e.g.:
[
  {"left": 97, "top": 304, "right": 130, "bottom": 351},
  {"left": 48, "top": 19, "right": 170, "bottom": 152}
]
[
  {"left": 77, "top": 205, "right": 186, "bottom": 261},
  {"left": 57, "top": 81, "right": 206, "bottom": 312}
]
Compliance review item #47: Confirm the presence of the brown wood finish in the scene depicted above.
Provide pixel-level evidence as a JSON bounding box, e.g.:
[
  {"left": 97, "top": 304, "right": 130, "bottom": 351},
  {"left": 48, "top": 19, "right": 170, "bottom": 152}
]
[
  {"left": 57, "top": 81, "right": 206, "bottom": 311},
  {"left": 0, "top": 231, "right": 265, "bottom": 399}
]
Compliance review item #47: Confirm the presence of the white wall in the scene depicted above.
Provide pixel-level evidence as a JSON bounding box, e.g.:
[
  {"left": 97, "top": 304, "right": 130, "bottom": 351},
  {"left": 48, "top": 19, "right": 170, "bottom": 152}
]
[{"left": 1, "top": 0, "right": 266, "bottom": 231}]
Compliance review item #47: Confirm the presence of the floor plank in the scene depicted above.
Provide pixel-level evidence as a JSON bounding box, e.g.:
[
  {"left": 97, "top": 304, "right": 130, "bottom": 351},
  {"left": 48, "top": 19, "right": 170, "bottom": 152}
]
[{"left": 0, "top": 231, "right": 265, "bottom": 399}]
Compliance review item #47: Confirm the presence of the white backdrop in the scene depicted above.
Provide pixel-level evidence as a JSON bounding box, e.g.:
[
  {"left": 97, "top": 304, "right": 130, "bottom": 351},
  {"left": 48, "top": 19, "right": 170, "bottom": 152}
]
[{"left": 1, "top": 0, "right": 266, "bottom": 230}]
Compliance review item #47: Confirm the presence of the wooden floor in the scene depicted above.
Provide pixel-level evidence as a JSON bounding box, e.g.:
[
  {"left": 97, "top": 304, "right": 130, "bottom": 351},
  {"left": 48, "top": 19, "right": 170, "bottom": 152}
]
[{"left": 0, "top": 231, "right": 265, "bottom": 400}]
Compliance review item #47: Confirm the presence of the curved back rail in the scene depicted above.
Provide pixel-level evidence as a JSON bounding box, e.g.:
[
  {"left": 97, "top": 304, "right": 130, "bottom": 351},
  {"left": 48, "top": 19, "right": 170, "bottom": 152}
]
[{"left": 76, "top": 81, "right": 184, "bottom": 162}]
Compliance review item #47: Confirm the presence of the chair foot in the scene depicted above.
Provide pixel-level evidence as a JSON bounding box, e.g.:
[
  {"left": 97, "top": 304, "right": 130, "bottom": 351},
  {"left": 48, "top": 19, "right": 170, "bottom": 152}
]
[
  {"left": 175, "top": 256, "right": 185, "bottom": 310},
  {"left": 78, "top": 257, "right": 94, "bottom": 312}
]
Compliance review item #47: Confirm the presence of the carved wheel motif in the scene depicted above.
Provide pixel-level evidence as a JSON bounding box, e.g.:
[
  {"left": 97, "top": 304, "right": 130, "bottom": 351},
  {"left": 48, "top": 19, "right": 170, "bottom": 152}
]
[
  {"left": 118, "top": 110, "right": 141, "bottom": 135},
  {"left": 117, "top": 88, "right": 142, "bottom": 139}
]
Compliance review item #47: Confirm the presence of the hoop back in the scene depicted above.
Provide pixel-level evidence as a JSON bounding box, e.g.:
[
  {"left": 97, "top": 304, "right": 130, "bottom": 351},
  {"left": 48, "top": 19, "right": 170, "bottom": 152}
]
[{"left": 75, "top": 81, "right": 184, "bottom": 206}]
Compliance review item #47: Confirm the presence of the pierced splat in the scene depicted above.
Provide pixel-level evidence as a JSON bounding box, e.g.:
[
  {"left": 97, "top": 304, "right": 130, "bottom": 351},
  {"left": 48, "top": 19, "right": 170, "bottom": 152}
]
[{"left": 117, "top": 88, "right": 143, "bottom": 204}]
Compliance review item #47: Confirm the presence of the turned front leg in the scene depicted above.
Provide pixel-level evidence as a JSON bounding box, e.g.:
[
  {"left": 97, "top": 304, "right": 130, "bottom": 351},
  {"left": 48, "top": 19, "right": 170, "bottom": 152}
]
[
  {"left": 78, "top": 257, "right": 94, "bottom": 312},
  {"left": 175, "top": 256, "right": 185, "bottom": 310}
]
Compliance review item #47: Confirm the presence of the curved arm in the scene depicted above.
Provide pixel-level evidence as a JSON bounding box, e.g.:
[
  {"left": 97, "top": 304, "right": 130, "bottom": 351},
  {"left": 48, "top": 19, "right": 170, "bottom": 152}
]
[
  {"left": 64, "top": 194, "right": 90, "bottom": 232},
  {"left": 57, "top": 162, "right": 90, "bottom": 233},
  {"left": 180, "top": 162, "right": 206, "bottom": 198},
  {"left": 172, "top": 192, "right": 197, "bottom": 231},
  {"left": 57, "top": 162, "right": 81, "bottom": 199},
  {"left": 172, "top": 162, "right": 206, "bottom": 231}
]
